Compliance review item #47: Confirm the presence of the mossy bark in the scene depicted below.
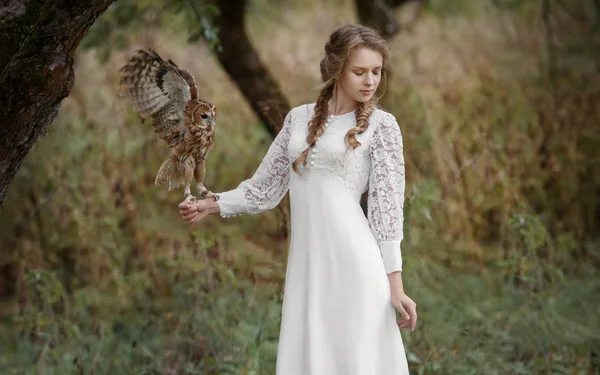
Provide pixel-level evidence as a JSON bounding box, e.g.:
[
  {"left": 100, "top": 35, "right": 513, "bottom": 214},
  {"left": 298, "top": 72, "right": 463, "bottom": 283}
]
[{"left": 0, "top": 0, "right": 114, "bottom": 205}]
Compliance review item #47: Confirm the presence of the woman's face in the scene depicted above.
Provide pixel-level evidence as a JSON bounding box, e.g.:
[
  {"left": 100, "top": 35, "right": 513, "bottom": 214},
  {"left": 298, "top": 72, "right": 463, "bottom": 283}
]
[{"left": 337, "top": 47, "right": 383, "bottom": 103}]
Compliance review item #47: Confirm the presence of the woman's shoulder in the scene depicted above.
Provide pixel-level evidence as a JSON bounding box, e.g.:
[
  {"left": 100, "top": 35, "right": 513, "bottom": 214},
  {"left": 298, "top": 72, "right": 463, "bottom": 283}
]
[
  {"left": 283, "top": 103, "right": 314, "bottom": 123},
  {"left": 289, "top": 102, "right": 315, "bottom": 116},
  {"left": 371, "top": 106, "right": 397, "bottom": 124},
  {"left": 371, "top": 106, "right": 402, "bottom": 136}
]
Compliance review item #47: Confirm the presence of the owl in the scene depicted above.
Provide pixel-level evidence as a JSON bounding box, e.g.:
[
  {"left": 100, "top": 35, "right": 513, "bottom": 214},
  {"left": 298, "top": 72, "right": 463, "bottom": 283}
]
[{"left": 119, "top": 48, "right": 217, "bottom": 200}]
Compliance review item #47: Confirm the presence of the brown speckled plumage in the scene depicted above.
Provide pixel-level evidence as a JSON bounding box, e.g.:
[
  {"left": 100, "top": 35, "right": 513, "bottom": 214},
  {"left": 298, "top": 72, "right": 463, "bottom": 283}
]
[{"left": 119, "top": 48, "right": 217, "bottom": 199}]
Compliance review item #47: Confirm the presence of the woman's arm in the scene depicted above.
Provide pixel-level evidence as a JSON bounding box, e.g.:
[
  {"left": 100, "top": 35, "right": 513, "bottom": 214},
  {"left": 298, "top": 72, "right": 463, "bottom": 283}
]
[
  {"left": 180, "top": 107, "right": 295, "bottom": 223},
  {"left": 367, "top": 112, "right": 406, "bottom": 275},
  {"left": 367, "top": 112, "right": 417, "bottom": 331},
  {"left": 216, "top": 108, "right": 294, "bottom": 217}
]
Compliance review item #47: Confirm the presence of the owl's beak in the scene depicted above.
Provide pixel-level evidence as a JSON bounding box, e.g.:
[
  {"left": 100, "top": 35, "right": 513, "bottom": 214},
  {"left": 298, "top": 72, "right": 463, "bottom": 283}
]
[{"left": 208, "top": 119, "right": 215, "bottom": 127}]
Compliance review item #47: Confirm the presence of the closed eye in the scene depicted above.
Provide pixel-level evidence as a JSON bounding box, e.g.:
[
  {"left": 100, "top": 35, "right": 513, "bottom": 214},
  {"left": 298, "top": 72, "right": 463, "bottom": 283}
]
[{"left": 354, "top": 70, "right": 381, "bottom": 76}]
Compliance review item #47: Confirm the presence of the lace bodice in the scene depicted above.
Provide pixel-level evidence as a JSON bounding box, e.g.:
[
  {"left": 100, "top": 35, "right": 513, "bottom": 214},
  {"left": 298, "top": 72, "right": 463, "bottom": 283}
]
[
  {"left": 215, "top": 103, "right": 406, "bottom": 273},
  {"left": 286, "top": 105, "right": 373, "bottom": 197}
]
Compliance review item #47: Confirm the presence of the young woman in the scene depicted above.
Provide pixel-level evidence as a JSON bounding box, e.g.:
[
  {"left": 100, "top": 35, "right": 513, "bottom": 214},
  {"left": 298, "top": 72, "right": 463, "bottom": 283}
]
[{"left": 179, "top": 24, "right": 417, "bottom": 374}]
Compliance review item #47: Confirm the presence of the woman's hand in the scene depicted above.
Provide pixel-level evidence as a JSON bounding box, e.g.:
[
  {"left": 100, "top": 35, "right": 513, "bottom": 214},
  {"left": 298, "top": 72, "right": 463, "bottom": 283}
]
[
  {"left": 178, "top": 196, "right": 217, "bottom": 225},
  {"left": 392, "top": 292, "right": 417, "bottom": 331},
  {"left": 388, "top": 271, "right": 417, "bottom": 332}
]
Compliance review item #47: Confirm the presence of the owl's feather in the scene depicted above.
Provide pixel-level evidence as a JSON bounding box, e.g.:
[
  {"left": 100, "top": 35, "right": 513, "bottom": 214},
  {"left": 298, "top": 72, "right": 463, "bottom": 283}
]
[
  {"left": 119, "top": 49, "right": 191, "bottom": 146},
  {"left": 155, "top": 155, "right": 192, "bottom": 191}
]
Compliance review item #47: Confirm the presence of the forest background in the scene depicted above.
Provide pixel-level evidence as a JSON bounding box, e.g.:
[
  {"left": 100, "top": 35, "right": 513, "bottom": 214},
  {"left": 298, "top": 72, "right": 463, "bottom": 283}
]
[{"left": 1, "top": 0, "right": 599, "bottom": 374}]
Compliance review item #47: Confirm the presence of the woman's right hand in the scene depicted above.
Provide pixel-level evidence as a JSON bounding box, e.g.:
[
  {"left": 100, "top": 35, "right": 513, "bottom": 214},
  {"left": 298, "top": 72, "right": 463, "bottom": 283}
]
[{"left": 178, "top": 196, "right": 217, "bottom": 225}]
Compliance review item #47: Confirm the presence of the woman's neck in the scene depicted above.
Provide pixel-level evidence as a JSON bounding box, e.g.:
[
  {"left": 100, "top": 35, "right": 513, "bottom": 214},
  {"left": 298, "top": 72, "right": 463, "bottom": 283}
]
[{"left": 328, "top": 86, "right": 357, "bottom": 116}]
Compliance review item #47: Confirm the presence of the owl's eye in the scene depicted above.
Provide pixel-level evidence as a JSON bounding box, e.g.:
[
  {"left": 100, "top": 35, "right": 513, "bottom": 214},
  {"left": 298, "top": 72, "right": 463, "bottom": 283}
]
[{"left": 200, "top": 114, "right": 208, "bottom": 119}]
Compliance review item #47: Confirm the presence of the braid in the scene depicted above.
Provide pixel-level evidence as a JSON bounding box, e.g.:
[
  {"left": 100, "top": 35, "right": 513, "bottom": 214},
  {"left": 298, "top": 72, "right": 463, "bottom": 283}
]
[
  {"left": 292, "top": 24, "right": 389, "bottom": 173},
  {"left": 346, "top": 100, "right": 375, "bottom": 149},
  {"left": 292, "top": 82, "right": 335, "bottom": 175}
]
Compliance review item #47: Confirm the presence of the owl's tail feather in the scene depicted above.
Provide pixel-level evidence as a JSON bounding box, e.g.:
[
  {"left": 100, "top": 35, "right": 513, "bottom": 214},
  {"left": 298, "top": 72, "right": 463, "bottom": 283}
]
[{"left": 155, "top": 155, "right": 185, "bottom": 191}]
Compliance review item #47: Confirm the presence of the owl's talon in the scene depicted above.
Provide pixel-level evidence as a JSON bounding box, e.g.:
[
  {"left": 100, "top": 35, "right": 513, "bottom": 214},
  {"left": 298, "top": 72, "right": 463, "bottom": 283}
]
[
  {"left": 184, "top": 194, "right": 198, "bottom": 204},
  {"left": 196, "top": 188, "right": 215, "bottom": 200}
]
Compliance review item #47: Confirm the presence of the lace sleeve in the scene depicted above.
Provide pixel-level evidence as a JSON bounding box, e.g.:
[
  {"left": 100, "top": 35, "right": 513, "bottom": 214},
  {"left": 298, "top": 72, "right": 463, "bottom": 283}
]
[
  {"left": 215, "top": 109, "right": 293, "bottom": 217},
  {"left": 367, "top": 113, "right": 406, "bottom": 274}
]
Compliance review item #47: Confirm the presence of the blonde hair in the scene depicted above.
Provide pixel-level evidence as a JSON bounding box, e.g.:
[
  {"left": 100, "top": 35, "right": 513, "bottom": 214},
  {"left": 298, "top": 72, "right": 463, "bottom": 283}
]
[{"left": 292, "top": 24, "right": 390, "bottom": 175}]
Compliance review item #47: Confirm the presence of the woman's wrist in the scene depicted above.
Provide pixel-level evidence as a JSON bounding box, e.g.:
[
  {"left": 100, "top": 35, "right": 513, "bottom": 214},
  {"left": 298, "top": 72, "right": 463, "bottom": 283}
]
[
  {"left": 208, "top": 199, "right": 220, "bottom": 215},
  {"left": 388, "top": 271, "right": 405, "bottom": 296},
  {"left": 196, "top": 198, "right": 220, "bottom": 215}
]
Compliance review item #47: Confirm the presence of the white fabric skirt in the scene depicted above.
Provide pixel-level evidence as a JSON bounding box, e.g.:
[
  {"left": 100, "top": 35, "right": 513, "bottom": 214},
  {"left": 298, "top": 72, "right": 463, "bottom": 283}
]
[{"left": 275, "top": 169, "right": 410, "bottom": 374}]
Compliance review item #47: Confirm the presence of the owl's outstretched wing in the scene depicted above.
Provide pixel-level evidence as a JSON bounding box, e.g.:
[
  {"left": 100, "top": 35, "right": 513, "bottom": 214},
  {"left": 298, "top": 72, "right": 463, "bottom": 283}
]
[{"left": 119, "top": 49, "right": 197, "bottom": 146}]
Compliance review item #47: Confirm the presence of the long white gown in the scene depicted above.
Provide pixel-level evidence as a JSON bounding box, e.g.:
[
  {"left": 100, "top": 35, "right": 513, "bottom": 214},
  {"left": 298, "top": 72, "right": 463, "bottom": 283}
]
[{"left": 215, "top": 103, "right": 410, "bottom": 374}]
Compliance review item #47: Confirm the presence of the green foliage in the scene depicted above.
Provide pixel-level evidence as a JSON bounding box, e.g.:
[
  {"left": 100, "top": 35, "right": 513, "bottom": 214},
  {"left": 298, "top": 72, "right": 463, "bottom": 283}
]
[
  {"left": 1, "top": 265, "right": 283, "bottom": 374},
  {"left": 81, "top": 0, "right": 221, "bottom": 62}
]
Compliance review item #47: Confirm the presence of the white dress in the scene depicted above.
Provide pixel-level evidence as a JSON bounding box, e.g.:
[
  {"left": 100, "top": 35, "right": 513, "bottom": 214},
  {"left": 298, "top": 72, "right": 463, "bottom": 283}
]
[{"left": 215, "top": 103, "right": 410, "bottom": 375}]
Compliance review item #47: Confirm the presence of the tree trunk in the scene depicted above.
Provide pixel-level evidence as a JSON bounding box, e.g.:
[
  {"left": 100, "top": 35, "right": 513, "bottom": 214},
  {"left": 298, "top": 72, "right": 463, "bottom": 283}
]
[
  {"left": 209, "top": 0, "right": 293, "bottom": 234},
  {"left": 355, "top": 0, "right": 416, "bottom": 39},
  {"left": 212, "top": 0, "right": 291, "bottom": 138},
  {"left": 385, "top": 0, "right": 415, "bottom": 8},
  {"left": 0, "top": 0, "right": 115, "bottom": 206}
]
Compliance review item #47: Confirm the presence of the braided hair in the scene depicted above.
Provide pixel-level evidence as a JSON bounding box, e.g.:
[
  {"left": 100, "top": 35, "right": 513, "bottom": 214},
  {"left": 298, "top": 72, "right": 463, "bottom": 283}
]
[{"left": 292, "top": 25, "right": 390, "bottom": 175}]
